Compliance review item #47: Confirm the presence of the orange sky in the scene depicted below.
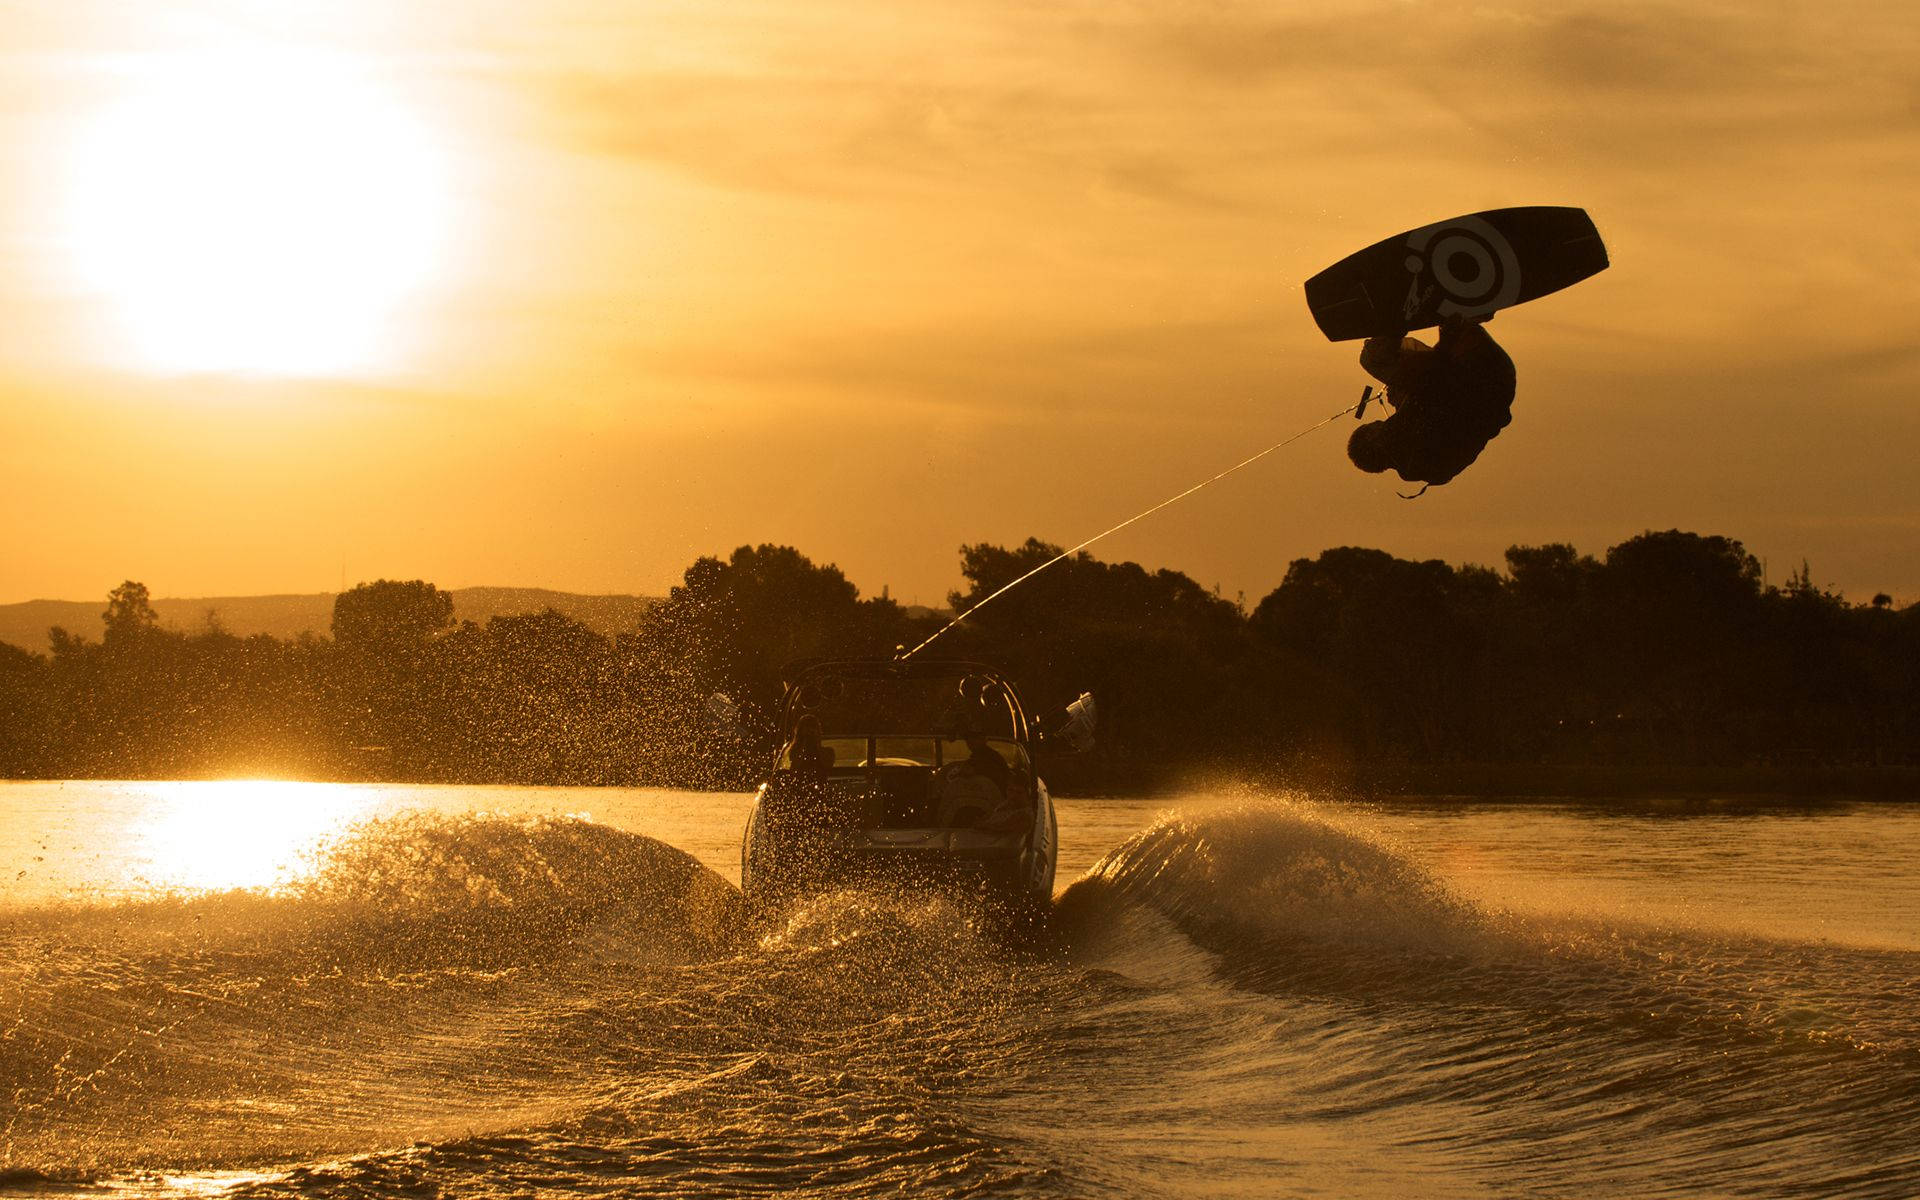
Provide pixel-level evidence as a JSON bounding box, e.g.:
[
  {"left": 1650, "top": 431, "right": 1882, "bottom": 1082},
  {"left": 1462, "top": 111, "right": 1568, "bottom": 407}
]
[{"left": 2, "top": 0, "right": 1916, "bottom": 609}]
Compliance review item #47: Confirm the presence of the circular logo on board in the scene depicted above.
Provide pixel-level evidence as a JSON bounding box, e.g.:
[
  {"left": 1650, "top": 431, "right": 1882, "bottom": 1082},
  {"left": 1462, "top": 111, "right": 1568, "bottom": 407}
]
[{"left": 1403, "top": 216, "right": 1522, "bottom": 318}]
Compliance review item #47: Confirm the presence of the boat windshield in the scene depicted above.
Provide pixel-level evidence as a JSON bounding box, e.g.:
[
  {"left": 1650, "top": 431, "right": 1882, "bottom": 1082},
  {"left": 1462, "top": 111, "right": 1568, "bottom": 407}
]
[{"left": 788, "top": 672, "right": 1019, "bottom": 739}]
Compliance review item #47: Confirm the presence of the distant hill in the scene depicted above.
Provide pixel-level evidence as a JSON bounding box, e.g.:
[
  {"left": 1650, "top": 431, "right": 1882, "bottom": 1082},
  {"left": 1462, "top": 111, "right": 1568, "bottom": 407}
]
[{"left": 0, "top": 588, "right": 659, "bottom": 654}]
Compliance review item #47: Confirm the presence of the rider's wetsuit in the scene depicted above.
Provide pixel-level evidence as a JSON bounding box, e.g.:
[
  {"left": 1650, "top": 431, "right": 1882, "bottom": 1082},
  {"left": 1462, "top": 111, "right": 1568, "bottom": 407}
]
[{"left": 1348, "top": 316, "right": 1516, "bottom": 488}]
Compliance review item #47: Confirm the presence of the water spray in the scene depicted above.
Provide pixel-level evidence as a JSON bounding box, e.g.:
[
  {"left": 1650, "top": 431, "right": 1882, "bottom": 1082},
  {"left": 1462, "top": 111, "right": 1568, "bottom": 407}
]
[{"left": 897, "top": 400, "right": 1362, "bottom": 661}]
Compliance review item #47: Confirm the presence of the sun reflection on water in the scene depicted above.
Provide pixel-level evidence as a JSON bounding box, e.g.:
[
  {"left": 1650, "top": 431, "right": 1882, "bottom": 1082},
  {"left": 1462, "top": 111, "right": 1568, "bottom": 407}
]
[{"left": 132, "top": 780, "right": 380, "bottom": 893}]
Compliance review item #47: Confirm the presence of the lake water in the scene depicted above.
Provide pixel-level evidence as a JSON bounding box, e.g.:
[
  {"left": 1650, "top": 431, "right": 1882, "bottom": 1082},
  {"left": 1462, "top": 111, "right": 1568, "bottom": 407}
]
[{"left": 2, "top": 780, "right": 1917, "bottom": 1197}]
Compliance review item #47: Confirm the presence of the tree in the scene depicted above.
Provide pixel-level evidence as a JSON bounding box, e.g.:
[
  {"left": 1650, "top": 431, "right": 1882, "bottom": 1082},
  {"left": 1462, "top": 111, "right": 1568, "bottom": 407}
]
[
  {"left": 1505, "top": 543, "right": 1600, "bottom": 609},
  {"left": 327, "top": 580, "right": 456, "bottom": 776},
  {"left": 632, "top": 545, "right": 908, "bottom": 782},
  {"left": 1597, "top": 530, "right": 1767, "bottom": 761},
  {"left": 1250, "top": 547, "right": 1479, "bottom": 759},
  {"left": 948, "top": 538, "right": 1242, "bottom": 656},
  {"left": 486, "top": 608, "right": 608, "bottom": 680},
  {"left": 653, "top": 544, "right": 901, "bottom": 701},
  {"left": 1602, "top": 530, "right": 1762, "bottom": 617},
  {"left": 103, "top": 580, "right": 159, "bottom": 645},
  {"left": 1500, "top": 543, "right": 1608, "bottom": 756},
  {"left": 0, "top": 640, "right": 48, "bottom": 775},
  {"left": 47, "top": 626, "right": 90, "bottom": 661},
  {"left": 331, "top": 580, "right": 455, "bottom": 651}
]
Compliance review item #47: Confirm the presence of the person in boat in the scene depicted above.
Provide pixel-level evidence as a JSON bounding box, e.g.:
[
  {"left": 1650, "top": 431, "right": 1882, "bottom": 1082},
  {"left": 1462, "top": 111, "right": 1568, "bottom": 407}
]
[
  {"left": 787, "top": 714, "right": 834, "bottom": 777},
  {"left": 941, "top": 730, "right": 1031, "bottom": 831},
  {"left": 963, "top": 731, "right": 1013, "bottom": 793},
  {"left": 1346, "top": 313, "right": 1516, "bottom": 494}
]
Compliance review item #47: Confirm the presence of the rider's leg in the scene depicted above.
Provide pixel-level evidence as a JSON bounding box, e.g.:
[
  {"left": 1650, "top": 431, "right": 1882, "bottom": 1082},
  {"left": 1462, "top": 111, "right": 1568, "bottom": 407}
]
[{"left": 1359, "top": 335, "right": 1432, "bottom": 388}]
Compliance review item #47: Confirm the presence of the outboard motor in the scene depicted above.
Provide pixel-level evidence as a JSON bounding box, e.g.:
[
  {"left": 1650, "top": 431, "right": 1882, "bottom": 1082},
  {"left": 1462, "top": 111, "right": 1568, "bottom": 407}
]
[{"left": 1046, "top": 692, "right": 1097, "bottom": 753}]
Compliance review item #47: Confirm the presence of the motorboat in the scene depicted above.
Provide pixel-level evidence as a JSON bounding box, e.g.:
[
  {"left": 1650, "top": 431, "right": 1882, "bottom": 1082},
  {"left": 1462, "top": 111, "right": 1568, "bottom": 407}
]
[{"left": 739, "top": 658, "right": 1093, "bottom": 923}]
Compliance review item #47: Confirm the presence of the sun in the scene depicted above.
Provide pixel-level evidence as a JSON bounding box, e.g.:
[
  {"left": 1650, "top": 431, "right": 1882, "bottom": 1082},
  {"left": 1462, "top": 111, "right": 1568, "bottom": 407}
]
[{"left": 61, "top": 48, "right": 450, "bottom": 376}]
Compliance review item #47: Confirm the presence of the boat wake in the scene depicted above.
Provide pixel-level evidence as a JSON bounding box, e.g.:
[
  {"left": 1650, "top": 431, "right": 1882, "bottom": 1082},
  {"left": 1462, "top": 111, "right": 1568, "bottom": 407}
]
[{"left": 3, "top": 801, "right": 1917, "bottom": 1197}]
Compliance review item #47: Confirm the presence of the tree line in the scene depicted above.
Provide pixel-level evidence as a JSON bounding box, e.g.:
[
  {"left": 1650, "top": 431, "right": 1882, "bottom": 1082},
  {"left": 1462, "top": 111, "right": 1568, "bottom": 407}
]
[{"left": 1, "top": 530, "right": 1915, "bottom": 791}]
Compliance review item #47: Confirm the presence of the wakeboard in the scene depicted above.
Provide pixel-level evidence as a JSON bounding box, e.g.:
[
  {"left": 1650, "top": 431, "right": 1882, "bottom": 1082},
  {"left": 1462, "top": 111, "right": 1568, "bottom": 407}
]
[{"left": 1305, "top": 206, "right": 1608, "bottom": 341}]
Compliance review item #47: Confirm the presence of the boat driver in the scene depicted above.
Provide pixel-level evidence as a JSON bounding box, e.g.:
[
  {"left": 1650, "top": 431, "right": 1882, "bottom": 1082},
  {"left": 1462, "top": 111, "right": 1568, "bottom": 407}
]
[
  {"left": 960, "top": 731, "right": 1012, "bottom": 797},
  {"left": 938, "top": 729, "right": 1029, "bottom": 831}
]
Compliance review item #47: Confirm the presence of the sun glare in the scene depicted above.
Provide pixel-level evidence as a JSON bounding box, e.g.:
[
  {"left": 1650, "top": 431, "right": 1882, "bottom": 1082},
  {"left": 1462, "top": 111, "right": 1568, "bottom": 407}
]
[
  {"left": 135, "top": 779, "right": 377, "bottom": 892},
  {"left": 61, "top": 48, "right": 450, "bottom": 376}
]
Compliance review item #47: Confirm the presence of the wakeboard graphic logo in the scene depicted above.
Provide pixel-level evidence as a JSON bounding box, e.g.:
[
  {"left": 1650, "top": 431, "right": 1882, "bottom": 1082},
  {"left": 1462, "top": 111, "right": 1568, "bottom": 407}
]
[
  {"left": 1402, "top": 278, "right": 1436, "bottom": 321},
  {"left": 1402, "top": 216, "right": 1523, "bottom": 319}
]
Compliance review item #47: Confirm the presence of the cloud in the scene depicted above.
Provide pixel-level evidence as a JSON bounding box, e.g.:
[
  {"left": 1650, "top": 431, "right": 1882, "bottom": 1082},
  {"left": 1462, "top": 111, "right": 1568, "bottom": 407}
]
[
  {"left": 635, "top": 311, "right": 1305, "bottom": 426},
  {"left": 532, "top": 71, "right": 1060, "bottom": 197},
  {"left": 1126, "top": 0, "right": 1868, "bottom": 96},
  {"left": 497, "top": 0, "right": 1916, "bottom": 212}
]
